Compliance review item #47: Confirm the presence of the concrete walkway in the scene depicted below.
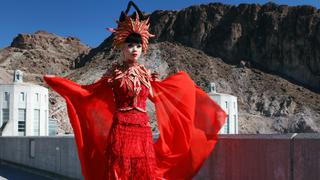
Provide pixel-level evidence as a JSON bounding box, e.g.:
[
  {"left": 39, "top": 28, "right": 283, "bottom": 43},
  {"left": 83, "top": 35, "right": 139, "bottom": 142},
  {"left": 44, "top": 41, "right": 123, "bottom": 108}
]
[{"left": 0, "top": 163, "right": 51, "bottom": 180}]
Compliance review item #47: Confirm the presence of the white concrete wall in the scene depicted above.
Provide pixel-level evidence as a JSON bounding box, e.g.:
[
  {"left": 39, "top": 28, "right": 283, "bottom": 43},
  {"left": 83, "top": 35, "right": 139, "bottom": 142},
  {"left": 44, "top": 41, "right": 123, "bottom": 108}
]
[
  {"left": 0, "top": 84, "right": 49, "bottom": 136},
  {"left": 0, "top": 136, "right": 82, "bottom": 179},
  {"left": 1, "top": 134, "right": 319, "bottom": 180},
  {"left": 0, "top": 85, "right": 13, "bottom": 136},
  {"left": 210, "top": 93, "right": 238, "bottom": 134}
]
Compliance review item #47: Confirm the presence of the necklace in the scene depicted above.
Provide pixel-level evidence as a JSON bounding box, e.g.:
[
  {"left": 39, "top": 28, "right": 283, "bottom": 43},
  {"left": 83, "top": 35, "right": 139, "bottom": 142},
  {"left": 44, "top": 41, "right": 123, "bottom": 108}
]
[{"left": 114, "top": 63, "right": 153, "bottom": 97}]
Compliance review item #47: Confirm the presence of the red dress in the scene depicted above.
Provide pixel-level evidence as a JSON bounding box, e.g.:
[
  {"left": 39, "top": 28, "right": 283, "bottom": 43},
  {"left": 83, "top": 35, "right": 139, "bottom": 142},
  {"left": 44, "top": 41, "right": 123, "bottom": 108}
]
[
  {"left": 43, "top": 64, "right": 227, "bottom": 180},
  {"left": 105, "top": 64, "right": 156, "bottom": 179}
]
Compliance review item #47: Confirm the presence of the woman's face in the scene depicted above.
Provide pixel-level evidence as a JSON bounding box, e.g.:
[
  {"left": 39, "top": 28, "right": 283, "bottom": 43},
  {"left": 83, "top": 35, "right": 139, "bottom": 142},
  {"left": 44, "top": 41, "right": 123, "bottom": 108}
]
[{"left": 122, "top": 42, "right": 142, "bottom": 63}]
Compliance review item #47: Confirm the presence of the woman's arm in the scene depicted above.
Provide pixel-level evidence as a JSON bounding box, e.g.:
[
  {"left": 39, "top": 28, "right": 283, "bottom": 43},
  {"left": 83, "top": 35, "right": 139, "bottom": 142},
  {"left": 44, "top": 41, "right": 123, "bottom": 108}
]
[
  {"left": 43, "top": 75, "right": 86, "bottom": 96},
  {"left": 148, "top": 72, "right": 161, "bottom": 100},
  {"left": 81, "top": 67, "right": 115, "bottom": 91}
]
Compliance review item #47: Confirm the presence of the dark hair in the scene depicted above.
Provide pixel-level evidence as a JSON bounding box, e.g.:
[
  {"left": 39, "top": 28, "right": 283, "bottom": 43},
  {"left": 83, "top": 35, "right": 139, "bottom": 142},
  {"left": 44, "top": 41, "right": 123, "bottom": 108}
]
[{"left": 125, "top": 32, "right": 142, "bottom": 44}]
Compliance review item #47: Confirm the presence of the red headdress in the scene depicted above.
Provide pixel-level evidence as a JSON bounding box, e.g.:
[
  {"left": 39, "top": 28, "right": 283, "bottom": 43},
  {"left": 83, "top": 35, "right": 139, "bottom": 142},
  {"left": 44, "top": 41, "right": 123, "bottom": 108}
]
[{"left": 107, "top": 11, "right": 155, "bottom": 53}]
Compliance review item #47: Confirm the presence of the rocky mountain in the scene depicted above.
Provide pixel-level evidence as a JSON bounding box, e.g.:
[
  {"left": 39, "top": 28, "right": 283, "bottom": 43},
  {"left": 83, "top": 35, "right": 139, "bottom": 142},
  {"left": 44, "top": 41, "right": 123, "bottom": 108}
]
[
  {"left": 147, "top": 2, "right": 320, "bottom": 93},
  {"left": 0, "top": 2, "right": 319, "bottom": 134},
  {"left": 72, "top": 2, "right": 320, "bottom": 134},
  {"left": 66, "top": 41, "right": 320, "bottom": 134},
  {"left": 0, "top": 31, "right": 90, "bottom": 134},
  {"left": 0, "top": 31, "right": 90, "bottom": 84},
  {"left": 77, "top": 3, "right": 320, "bottom": 93}
]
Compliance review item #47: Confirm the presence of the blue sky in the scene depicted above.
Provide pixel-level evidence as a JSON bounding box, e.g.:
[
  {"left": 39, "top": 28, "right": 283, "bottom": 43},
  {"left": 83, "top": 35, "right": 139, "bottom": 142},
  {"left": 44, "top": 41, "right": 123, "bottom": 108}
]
[{"left": 1, "top": 0, "right": 319, "bottom": 48}]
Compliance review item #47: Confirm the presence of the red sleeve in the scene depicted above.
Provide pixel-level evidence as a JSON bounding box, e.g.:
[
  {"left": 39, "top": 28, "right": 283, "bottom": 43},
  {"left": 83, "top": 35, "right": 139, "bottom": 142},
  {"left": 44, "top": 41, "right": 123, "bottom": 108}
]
[
  {"left": 150, "top": 71, "right": 227, "bottom": 179},
  {"left": 43, "top": 71, "right": 226, "bottom": 180},
  {"left": 43, "top": 75, "right": 116, "bottom": 180}
]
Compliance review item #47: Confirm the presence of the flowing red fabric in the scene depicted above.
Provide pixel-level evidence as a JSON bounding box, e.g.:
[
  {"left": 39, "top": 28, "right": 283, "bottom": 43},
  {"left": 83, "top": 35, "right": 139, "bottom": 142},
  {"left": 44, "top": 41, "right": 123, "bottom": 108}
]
[{"left": 43, "top": 71, "right": 227, "bottom": 180}]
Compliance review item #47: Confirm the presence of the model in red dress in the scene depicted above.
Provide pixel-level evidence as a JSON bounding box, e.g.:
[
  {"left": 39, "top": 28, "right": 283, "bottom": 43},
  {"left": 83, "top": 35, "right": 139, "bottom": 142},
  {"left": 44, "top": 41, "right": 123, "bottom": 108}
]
[
  {"left": 43, "top": 2, "right": 227, "bottom": 179},
  {"left": 104, "top": 62, "right": 158, "bottom": 179}
]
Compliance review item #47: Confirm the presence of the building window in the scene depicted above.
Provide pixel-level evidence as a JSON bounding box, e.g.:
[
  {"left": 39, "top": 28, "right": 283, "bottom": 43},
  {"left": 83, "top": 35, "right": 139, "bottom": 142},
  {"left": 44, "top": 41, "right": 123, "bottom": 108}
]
[
  {"left": 34, "top": 109, "right": 40, "bottom": 136},
  {"left": 35, "top": 93, "right": 39, "bottom": 102},
  {"left": 4, "top": 92, "right": 9, "bottom": 101},
  {"left": 225, "top": 101, "right": 228, "bottom": 109},
  {"left": 49, "top": 119, "right": 57, "bottom": 136},
  {"left": 224, "top": 115, "right": 229, "bottom": 133},
  {"left": 18, "top": 121, "right": 26, "bottom": 135},
  {"left": 18, "top": 108, "right": 26, "bottom": 136},
  {"left": 20, "top": 92, "right": 25, "bottom": 102},
  {"left": 2, "top": 109, "right": 9, "bottom": 123},
  {"left": 234, "top": 115, "right": 237, "bottom": 133},
  {"left": 45, "top": 110, "right": 48, "bottom": 135}
]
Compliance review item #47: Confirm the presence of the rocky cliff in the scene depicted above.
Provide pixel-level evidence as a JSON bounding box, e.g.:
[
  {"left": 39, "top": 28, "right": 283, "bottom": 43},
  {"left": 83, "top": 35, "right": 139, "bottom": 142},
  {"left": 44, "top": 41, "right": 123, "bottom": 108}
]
[
  {"left": 72, "top": 2, "right": 320, "bottom": 134},
  {"left": 78, "top": 3, "right": 320, "bottom": 91},
  {"left": 68, "top": 41, "right": 320, "bottom": 134},
  {"left": 147, "top": 2, "right": 320, "bottom": 92},
  {"left": 0, "top": 31, "right": 89, "bottom": 83}
]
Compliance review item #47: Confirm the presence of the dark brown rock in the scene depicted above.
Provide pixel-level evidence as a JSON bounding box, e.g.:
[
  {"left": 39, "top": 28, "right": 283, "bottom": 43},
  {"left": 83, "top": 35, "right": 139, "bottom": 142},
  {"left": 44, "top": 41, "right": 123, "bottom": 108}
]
[
  {"left": 0, "top": 30, "right": 90, "bottom": 79},
  {"left": 70, "top": 41, "right": 320, "bottom": 134},
  {"left": 147, "top": 2, "right": 320, "bottom": 92}
]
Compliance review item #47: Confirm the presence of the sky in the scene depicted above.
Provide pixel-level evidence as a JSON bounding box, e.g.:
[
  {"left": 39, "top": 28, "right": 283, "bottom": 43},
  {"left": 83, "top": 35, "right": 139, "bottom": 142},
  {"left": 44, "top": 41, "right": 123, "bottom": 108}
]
[{"left": 1, "top": 0, "right": 319, "bottom": 48}]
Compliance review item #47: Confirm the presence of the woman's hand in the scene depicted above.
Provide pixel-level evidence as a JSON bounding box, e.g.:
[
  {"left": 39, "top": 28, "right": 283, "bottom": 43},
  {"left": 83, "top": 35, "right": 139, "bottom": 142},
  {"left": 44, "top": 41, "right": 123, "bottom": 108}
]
[
  {"left": 44, "top": 75, "right": 56, "bottom": 78},
  {"left": 151, "top": 72, "right": 161, "bottom": 82}
]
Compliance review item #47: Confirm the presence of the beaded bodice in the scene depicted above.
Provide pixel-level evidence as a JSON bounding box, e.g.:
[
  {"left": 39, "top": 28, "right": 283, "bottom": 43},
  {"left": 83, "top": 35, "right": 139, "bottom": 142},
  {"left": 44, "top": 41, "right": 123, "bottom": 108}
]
[{"left": 108, "top": 63, "right": 153, "bottom": 113}]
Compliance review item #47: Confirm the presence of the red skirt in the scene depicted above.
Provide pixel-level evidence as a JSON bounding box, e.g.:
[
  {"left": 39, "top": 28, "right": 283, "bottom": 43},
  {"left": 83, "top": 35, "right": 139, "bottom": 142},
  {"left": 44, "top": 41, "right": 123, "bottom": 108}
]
[{"left": 105, "top": 110, "right": 157, "bottom": 180}]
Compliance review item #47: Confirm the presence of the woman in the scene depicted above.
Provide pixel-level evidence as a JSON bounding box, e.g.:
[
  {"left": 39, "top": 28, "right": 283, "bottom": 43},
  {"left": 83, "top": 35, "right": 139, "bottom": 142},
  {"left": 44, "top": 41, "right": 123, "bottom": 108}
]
[
  {"left": 103, "top": 13, "right": 158, "bottom": 179},
  {"left": 44, "top": 1, "right": 227, "bottom": 180}
]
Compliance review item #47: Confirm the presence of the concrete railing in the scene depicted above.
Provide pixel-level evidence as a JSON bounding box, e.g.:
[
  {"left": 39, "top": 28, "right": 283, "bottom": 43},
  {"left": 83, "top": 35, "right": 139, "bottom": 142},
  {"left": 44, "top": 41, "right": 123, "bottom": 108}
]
[
  {"left": 0, "top": 136, "right": 82, "bottom": 179},
  {"left": 0, "top": 134, "right": 319, "bottom": 180}
]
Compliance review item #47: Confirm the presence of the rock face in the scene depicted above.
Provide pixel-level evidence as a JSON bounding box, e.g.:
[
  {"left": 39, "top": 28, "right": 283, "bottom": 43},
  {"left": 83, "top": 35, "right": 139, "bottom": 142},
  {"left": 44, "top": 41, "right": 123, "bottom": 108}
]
[
  {"left": 0, "top": 31, "right": 90, "bottom": 135},
  {"left": 148, "top": 2, "right": 320, "bottom": 92},
  {"left": 0, "top": 31, "right": 90, "bottom": 81},
  {"left": 69, "top": 2, "right": 320, "bottom": 134},
  {"left": 69, "top": 42, "right": 320, "bottom": 134}
]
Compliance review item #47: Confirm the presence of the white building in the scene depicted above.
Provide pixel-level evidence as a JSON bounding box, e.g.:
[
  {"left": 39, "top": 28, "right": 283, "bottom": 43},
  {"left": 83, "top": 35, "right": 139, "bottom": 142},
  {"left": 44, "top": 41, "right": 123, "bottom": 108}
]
[
  {"left": 208, "top": 83, "right": 238, "bottom": 134},
  {"left": 0, "top": 70, "right": 49, "bottom": 136}
]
